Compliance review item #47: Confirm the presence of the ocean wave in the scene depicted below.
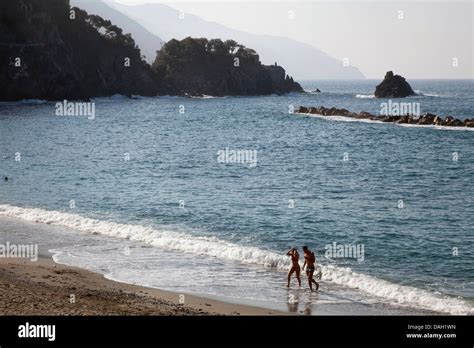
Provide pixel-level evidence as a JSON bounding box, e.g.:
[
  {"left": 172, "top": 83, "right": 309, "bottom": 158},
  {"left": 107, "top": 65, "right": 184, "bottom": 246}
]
[
  {"left": 295, "top": 112, "right": 474, "bottom": 131},
  {"left": 20, "top": 99, "right": 50, "bottom": 104},
  {"left": 322, "top": 265, "right": 472, "bottom": 315},
  {"left": 304, "top": 90, "right": 322, "bottom": 95},
  {"left": 189, "top": 95, "right": 226, "bottom": 99},
  {"left": 0, "top": 204, "right": 288, "bottom": 269},
  {"left": 0, "top": 99, "right": 49, "bottom": 105},
  {"left": 414, "top": 90, "right": 443, "bottom": 97},
  {"left": 298, "top": 113, "right": 383, "bottom": 124},
  {"left": 130, "top": 95, "right": 155, "bottom": 100},
  {"left": 356, "top": 91, "right": 443, "bottom": 99},
  {"left": 0, "top": 203, "right": 472, "bottom": 315},
  {"left": 91, "top": 94, "right": 130, "bottom": 102}
]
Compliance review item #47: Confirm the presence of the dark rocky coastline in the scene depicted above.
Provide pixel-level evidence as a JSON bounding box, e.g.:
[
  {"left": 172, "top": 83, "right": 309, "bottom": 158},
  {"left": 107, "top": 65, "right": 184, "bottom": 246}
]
[
  {"left": 1, "top": 0, "right": 156, "bottom": 101},
  {"left": 296, "top": 106, "right": 474, "bottom": 128},
  {"left": 0, "top": 0, "right": 303, "bottom": 101}
]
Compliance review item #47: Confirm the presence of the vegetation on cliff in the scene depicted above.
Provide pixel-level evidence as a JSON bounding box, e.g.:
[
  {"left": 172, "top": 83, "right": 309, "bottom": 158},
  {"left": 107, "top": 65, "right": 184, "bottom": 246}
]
[
  {"left": 152, "top": 37, "right": 303, "bottom": 96},
  {"left": 0, "top": 0, "right": 155, "bottom": 100}
]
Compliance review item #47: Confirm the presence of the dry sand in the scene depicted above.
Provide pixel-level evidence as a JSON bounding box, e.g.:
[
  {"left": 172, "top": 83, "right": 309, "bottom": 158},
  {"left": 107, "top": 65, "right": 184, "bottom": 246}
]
[{"left": 0, "top": 257, "right": 282, "bottom": 316}]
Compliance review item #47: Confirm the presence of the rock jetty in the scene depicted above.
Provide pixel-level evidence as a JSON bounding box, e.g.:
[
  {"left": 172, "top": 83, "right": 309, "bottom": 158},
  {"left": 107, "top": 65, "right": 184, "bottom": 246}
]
[{"left": 296, "top": 106, "right": 474, "bottom": 128}]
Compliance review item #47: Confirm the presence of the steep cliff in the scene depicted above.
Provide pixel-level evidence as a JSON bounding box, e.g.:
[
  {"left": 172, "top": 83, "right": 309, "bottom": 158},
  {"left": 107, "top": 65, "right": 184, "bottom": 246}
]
[{"left": 0, "top": 0, "right": 156, "bottom": 100}]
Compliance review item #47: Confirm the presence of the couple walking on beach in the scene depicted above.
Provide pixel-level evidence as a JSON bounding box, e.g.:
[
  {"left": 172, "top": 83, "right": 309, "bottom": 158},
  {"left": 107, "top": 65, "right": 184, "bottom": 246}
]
[{"left": 286, "top": 246, "right": 319, "bottom": 291}]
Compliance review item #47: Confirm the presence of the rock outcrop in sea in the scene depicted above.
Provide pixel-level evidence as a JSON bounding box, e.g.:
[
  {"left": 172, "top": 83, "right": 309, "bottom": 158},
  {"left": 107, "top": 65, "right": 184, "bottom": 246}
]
[
  {"left": 296, "top": 106, "right": 474, "bottom": 128},
  {"left": 374, "top": 71, "right": 415, "bottom": 98}
]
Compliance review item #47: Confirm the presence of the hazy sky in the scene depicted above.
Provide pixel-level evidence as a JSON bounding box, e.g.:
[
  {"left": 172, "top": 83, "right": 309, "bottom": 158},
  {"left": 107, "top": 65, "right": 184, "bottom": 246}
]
[{"left": 114, "top": 0, "right": 473, "bottom": 79}]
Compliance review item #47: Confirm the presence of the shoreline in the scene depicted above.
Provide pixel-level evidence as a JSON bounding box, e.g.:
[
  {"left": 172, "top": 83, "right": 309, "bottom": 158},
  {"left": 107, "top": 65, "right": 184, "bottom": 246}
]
[
  {"left": 0, "top": 255, "right": 283, "bottom": 316},
  {"left": 0, "top": 211, "right": 470, "bottom": 316}
]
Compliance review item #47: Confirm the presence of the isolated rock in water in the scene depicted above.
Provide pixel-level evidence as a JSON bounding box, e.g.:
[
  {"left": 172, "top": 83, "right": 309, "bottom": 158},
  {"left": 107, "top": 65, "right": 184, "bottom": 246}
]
[{"left": 374, "top": 71, "right": 416, "bottom": 98}]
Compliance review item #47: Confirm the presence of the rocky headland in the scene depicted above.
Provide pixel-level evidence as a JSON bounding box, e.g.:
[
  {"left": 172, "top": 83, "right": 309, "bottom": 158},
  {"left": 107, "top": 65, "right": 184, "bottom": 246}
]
[
  {"left": 152, "top": 38, "right": 303, "bottom": 96},
  {"left": 0, "top": 0, "right": 303, "bottom": 101}
]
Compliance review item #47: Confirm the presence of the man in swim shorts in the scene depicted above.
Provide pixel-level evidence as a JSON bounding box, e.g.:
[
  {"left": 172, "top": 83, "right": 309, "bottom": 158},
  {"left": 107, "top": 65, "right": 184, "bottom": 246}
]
[{"left": 302, "top": 246, "right": 319, "bottom": 291}]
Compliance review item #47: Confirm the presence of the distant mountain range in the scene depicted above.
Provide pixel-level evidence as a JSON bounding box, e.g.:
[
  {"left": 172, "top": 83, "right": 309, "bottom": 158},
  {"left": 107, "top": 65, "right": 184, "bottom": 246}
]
[{"left": 104, "top": 1, "right": 365, "bottom": 80}]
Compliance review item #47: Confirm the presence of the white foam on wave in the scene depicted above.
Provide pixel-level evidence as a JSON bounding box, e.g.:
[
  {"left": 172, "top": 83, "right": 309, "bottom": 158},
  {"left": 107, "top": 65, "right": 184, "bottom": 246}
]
[
  {"left": 189, "top": 95, "right": 226, "bottom": 99},
  {"left": 130, "top": 95, "right": 155, "bottom": 100},
  {"left": 295, "top": 112, "right": 474, "bottom": 131},
  {"left": 396, "top": 122, "right": 474, "bottom": 131},
  {"left": 414, "top": 90, "right": 443, "bottom": 97},
  {"left": 0, "top": 203, "right": 472, "bottom": 315},
  {"left": 322, "top": 265, "right": 472, "bottom": 315},
  {"left": 0, "top": 99, "right": 49, "bottom": 105},
  {"left": 356, "top": 91, "right": 443, "bottom": 99},
  {"left": 91, "top": 94, "right": 129, "bottom": 102},
  {"left": 355, "top": 94, "right": 375, "bottom": 98},
  {"left": 0, "top": 203, "right": 288, "bottom": 269},
  {"left": 296, "top": 112, "right": 384, "bottom": 125},
  {"left": 304, "top": 90, "right": 322, "bottom": 95},
  {"left": 20, "top": 99, "right": 50, "bottom": 104}
]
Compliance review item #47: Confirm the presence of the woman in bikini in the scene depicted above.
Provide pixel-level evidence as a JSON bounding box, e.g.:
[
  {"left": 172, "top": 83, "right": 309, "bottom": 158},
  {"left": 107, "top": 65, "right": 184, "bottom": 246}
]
[{"left": 286, "top": 248, "right": 301, "bottom": 287}]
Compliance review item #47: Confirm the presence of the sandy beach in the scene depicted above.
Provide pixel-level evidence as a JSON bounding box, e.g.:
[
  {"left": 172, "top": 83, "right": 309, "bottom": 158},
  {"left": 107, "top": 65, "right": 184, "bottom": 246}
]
[{"left": 0, "top": 256, "right": 280, "bottom": 316}]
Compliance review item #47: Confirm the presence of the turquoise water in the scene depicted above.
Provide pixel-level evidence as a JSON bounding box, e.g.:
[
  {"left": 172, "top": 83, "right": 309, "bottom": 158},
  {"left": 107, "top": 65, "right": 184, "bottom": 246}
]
[{"left": 0, "top": 80, "right": 473, "bottom": 314}]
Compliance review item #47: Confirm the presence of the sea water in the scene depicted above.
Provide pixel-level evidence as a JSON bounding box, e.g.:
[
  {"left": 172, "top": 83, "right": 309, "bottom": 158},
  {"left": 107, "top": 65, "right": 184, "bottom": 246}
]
[{"left": 0, "top": 80, "right": 473, "bottom": 315}]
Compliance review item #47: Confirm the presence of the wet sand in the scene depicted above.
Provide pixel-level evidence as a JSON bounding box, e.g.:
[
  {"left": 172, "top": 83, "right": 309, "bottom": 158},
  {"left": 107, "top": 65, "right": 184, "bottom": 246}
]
[{"left": 0, "top": 257, "right": 282, "bottom": 316}]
